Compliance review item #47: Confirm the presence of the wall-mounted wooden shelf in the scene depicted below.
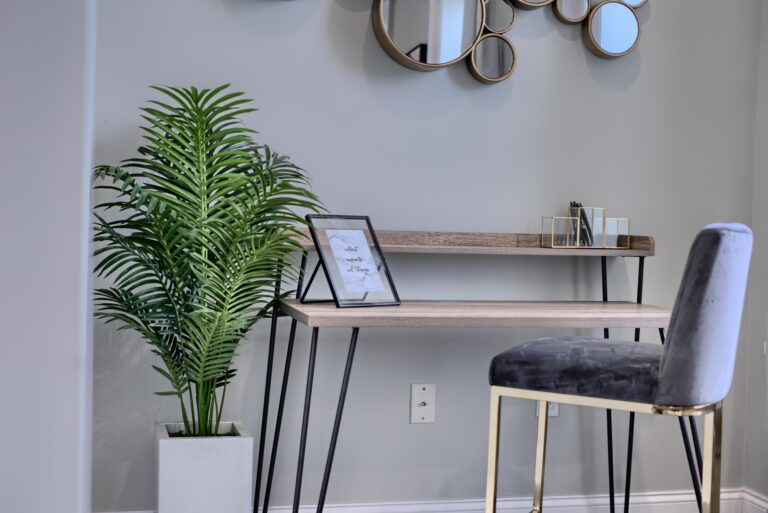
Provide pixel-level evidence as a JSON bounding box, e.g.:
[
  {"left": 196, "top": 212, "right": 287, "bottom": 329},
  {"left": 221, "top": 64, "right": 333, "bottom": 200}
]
[{"left": 295, "top": 229, "right": 654, "bottom": 257}]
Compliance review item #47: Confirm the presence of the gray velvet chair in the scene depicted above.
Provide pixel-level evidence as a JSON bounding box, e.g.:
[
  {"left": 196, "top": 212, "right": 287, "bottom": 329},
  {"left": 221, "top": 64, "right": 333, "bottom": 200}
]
[{"left": 485, "top": 224, "right": 752, "bottom": 513}]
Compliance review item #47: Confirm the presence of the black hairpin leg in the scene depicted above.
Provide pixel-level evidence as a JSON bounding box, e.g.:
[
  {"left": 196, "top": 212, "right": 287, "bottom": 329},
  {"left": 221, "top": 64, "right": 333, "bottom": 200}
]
[
  {"left": 601, "top": 256, "right": 615, "bottom": 513},
  {"left": 254, "top": 271, "right": 283, "bottom": 513},
  {"left": 659, "top": 328, "right": 703, "bottom": 512},
  {"left": 293, "top": 327, "right": 319, "bottom": 513},
  {"left": 317, "top": 328, "right": 360, "bottom": 513},
  {"left": 679, "top": 417, "right": 703, "bottom": 511},
  {"left": 689, "top": 417, "right": 703, "bottom": 480},
  {"left": 255, "top": 254, "right": 308, "bottom": 513},
  {"left": 623, "top": 256, "right": 645, "bottom": 512},
  {"left": 262, "top": 318, "right": 299, "bottom": 513}
]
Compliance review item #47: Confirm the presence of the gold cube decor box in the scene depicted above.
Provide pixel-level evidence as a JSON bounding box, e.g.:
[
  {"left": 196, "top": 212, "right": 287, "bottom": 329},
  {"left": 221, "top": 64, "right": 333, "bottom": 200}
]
[
  {"left": 605, "top": 217, "right": 631, "bottom": 249},
  {"left": 541, "top": 216, "right": 580, "bottom": 248},
  {"left": 541, "top": 208, "right": 630, "bottom": 249}
]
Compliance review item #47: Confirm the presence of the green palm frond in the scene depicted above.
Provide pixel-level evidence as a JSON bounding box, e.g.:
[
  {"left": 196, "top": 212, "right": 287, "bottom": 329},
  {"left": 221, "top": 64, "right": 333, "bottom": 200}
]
[{"left": 93, "top": 85, "right": 323, "bottom": 436}]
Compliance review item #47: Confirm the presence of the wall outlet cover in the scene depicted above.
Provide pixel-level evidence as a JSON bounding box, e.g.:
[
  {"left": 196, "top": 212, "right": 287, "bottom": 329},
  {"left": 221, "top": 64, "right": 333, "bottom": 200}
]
[{"left": 410, "top": 384, "right": 436, "bottom": 424}]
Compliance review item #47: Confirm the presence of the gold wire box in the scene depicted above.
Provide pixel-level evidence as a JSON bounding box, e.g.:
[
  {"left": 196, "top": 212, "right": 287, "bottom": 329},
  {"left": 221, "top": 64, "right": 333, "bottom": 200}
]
[{"left": 541, "top": 208, "right": 630, "bottom": 249}]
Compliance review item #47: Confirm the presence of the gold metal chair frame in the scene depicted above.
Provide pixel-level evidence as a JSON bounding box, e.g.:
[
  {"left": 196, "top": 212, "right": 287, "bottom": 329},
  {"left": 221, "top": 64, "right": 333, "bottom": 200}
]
[{"left": 485, "top": 385, "right": 723, "bottom": 513}]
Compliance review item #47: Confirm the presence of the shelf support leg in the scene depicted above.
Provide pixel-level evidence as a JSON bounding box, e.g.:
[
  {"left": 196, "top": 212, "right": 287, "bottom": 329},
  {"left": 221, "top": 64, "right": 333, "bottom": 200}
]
[
  {"left": 623, "top": 256, "right": 644, "bottom": 512},
  {"left": 601, "top": 256, "right": 616, "bottom": 513},
  {"left": 293, "top": 327, "right": 319, "bottom": 513}
]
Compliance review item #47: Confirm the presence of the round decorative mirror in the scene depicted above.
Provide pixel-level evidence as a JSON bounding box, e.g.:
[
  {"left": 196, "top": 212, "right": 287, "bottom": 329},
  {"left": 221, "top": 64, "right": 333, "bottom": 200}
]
[
  {"left": 622, "top": 0, "right": 647, "bottom": 7},
  {"left": 584, "top": 1, "right": 640, "bottom": 58},
  {"left": 467, "top": 34, "right": 516, "bottom": 84},
  {"left": 512, "top": 0, "right": 554, "bottom": 9},
  {"left": 485, "top": 0, "right": 515, "bottom": 34},
  {"left": 372, "top": 0, "right": 486, "bottom": 71},
  {"left": 554, "top": 0, "right": 589, "bottom": 23}
]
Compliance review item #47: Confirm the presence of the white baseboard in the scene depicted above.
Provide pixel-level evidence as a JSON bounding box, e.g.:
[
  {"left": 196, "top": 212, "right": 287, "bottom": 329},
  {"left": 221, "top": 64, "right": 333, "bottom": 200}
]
[
  {"left": 744, "top": 488, "right": 768, "bottom": 513},
  {"left": 96, "top": 488, "right": 768, "bottom": 513}
]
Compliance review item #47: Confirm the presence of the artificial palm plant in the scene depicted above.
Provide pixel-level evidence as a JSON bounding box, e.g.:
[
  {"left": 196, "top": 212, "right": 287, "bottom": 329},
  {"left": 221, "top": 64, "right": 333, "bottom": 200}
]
[{"left": 93, "top": 85, "right": 321, "bottom": 436}]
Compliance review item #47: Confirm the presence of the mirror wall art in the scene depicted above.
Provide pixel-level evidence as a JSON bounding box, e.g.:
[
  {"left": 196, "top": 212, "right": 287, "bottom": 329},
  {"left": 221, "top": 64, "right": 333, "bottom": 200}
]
[{"left": 371, "top": 0, "right": 647, "bottom": 85}]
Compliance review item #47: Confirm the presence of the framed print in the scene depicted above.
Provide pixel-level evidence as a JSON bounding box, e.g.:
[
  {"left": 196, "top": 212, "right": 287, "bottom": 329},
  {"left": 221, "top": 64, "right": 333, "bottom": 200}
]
[{"left": 305, "top": 214, "right": 400, "bottom": 308}]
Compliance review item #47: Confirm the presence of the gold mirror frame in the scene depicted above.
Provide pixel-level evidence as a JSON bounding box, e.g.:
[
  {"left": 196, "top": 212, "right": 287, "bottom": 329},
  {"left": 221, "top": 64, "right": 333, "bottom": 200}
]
[
  {"left": 467, "top": 34, "right": 517, "bottom": 84},
  {"left": 484, "top": 0, "right": 516, "bottom": 34},
  {"left": 583, "top": 1, "right": 641, "bottom": 59},
  {"left": 371, "top": 0, "right": 487, "bottom": 72},
  {"left": 554, "top": 0, "right": 590, "bottom": 24},
  {"left": 369, "top": 0, "right": 647, "bottom": 84},
  {"left": 511, "top": 0, "right": 554, "bottom": 9}
]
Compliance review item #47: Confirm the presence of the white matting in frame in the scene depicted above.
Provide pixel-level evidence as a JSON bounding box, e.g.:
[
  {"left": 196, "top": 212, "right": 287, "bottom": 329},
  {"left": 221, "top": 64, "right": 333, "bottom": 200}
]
[{"left": 305, "top": 215, "right": 400, "bottom": 308}]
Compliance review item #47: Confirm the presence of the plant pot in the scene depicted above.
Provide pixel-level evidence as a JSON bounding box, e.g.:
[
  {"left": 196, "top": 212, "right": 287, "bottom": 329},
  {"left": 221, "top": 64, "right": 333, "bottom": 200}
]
[{"left": 155, "top": 421, "right": 253, "bottom": 513}]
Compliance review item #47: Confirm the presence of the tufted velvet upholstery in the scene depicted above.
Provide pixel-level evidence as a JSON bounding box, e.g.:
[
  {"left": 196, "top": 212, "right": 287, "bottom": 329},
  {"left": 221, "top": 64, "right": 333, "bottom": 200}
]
[{"left": 490, "top": 224, "right": 752, "bottom": 407}]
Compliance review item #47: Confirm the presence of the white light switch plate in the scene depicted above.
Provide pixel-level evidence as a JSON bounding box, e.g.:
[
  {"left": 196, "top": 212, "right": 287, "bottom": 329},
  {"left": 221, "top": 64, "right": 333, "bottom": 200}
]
[{"left": 410, "top": 384, "right": 436, "bottom": 424}]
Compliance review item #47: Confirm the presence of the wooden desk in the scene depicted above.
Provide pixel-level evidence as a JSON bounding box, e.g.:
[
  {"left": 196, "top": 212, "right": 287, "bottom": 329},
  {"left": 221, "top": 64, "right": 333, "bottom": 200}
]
[
  {"left": 281, "top": 299, "right": 671, "bottom": 329},
  {"left": 253, "top": 232, "right": 697, "bottom": 513}
]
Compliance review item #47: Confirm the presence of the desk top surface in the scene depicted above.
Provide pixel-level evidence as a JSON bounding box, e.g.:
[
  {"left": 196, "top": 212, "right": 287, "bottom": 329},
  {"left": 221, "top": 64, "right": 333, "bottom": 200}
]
[
  {"left": 296, "top": 230, "right": 654, "bottom": 258},
  {"left": 280, "top": 299, "right": 671, "bottom": 329}
]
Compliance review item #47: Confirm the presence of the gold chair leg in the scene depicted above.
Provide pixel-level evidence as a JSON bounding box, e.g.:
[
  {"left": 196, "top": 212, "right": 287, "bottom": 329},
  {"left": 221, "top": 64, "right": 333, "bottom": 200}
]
[
  {"left": 701, "top": 405, "right": 723, "bottom": 513},
  {"left": 532, "top": 400, "right": 549, "bottom": 513},
  {"left": 485, "top": 389, "right": 502, "bottom": 513}
]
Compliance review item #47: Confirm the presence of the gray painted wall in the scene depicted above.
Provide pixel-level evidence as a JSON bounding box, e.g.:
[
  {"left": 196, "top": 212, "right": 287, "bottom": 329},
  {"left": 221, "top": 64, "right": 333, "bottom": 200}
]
[
  {"left": 745, "top": 0, "right": 768, "bottom": 498},
  {"left": 0, "top": 1, "right": 95, "bottom": 512},
  {"left": 92, "top": 0, "right": 763, "bottom": 510}
]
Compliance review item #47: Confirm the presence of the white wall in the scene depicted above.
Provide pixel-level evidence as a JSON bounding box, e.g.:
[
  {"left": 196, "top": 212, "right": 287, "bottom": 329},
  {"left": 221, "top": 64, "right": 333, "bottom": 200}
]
[
  {"left": 0, "top": 1, "right": 95, "bottom": 512},
  {"left": 92, "top": 0, "right": 763, "bottom": 510},
  {"left": 745, "top": 0, "right": 768, "bottom": 498}
]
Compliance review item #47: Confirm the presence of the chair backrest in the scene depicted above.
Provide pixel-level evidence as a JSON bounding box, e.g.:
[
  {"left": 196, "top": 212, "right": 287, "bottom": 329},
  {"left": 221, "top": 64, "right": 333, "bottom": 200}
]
[{"left": 656, "top": 224, "right": 752, "bottom": 407}]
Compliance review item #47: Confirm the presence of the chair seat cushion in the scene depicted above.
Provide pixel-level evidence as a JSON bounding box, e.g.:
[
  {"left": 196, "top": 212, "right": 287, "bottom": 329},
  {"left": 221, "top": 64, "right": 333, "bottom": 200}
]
[{"left": 489, "top": 337, "right": 663, "bottom": 404}]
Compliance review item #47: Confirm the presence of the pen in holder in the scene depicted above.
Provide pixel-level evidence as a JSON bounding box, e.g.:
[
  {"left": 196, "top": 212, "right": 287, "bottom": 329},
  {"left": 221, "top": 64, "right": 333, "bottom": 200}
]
[{"left": 569, "top": 206, "right": 605, "bottom": 247}]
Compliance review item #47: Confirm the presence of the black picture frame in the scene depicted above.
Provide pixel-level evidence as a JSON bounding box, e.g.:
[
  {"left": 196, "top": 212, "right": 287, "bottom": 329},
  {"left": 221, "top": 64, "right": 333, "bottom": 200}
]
[{"left": 304, "top": 214, "right": 401, "bottom": 308}]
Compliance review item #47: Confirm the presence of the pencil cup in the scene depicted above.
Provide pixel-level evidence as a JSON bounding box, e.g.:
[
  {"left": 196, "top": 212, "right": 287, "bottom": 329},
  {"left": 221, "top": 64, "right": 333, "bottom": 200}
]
[{"left": 569, "top": 206, "right": 605, "bottom": 247}]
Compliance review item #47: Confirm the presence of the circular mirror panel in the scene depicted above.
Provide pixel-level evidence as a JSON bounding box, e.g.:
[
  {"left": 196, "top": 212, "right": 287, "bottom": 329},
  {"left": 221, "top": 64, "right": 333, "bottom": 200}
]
[
  {"left": 512, "top": 0, "right": 554, "bottom": 9},
  {"left": 373, "top": 0, "right": 485, "bottom": 70},
  {"left": 468, "top": 34, "right": 516, "bottom": 83},
  {"left": 585, "top": 1, "right": 640, "bottom": 58},
  {"left": 554, "top": 0, "right": 589, "bottom": 23},
  {"left": 622, "top": 0, "right": 647, "bottom": 7},
  {"left": 485, "top": 0, "right": 515, "bottom": 33}
]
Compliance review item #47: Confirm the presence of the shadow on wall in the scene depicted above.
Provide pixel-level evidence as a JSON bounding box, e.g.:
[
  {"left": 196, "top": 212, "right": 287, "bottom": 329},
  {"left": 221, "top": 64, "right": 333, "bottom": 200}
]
[
  {"left": 221, "top": 0, "right": 321, "bottom": 36},
  {"left": 92, "top": 321, "right": 175, "bottom": 510},
  {"left": 335, "top": 0, "right": 369, "bottom": 12},
  {"left": 583, "top": 44, "right": 642, "bottom": 90}
]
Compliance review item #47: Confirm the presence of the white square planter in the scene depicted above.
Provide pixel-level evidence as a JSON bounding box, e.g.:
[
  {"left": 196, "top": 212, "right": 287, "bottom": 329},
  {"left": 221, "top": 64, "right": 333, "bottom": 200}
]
[{"left": 155, "top": 421, "right": 253, "bottom": 513}]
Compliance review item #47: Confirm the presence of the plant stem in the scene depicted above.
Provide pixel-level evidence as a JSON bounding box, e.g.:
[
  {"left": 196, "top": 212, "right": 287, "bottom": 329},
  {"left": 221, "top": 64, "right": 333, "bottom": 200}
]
[
  {"left": 178, "top": 391, "right": 191, "bottom": 436},
  {"left": 215, "top": 376, "right": 228, "bottom": 435},
  {"left": 213, "top": 391, "right": 219, "bottom": 434},
  {"left": 206, "top": 381, "right": 215, "bottom": 434},
  {"left": 187, "top": 386, "right": 197, "bottom": 436},
  {"left": 196, "top": 382, "right": 208, "bottom": 436}
]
